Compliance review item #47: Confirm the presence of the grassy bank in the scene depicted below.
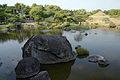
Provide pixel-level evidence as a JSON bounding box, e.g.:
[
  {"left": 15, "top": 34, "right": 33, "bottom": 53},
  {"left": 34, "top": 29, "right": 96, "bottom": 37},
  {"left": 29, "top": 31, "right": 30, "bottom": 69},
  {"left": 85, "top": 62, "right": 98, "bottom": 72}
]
[{"left": 70, "top": 24, "right": 89, "bottom": 29}]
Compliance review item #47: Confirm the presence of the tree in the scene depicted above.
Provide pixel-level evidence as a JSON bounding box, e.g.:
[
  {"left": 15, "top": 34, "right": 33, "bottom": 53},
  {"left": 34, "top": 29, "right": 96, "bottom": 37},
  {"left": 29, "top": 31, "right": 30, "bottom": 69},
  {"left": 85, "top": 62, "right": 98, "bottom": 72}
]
[
  {"left": 15, "top": 3, "right": 21, "bottom": 13},
  {"left": 74, "top": 15, "right": 85, "bottom": 25},
  {"left": 74, "top": 9, "right": 86, "bottom": 15},
  {"left": 31, "top": 3, "right": 37, "bottom": 8},
  {"left": 45, "top": 5, "right": 61, "bottom": 12},
  {"left": 91, "top": 9, "right": 102, "bottom": 15},
  {"left": 0, "top": 7, "right": 6, "bottom": 23},
  {"left": 30, "top": 6, "right": 44, "bottom": 23},
  {"left": 54, "top": 11, "right": 66, "bottom": 22}
]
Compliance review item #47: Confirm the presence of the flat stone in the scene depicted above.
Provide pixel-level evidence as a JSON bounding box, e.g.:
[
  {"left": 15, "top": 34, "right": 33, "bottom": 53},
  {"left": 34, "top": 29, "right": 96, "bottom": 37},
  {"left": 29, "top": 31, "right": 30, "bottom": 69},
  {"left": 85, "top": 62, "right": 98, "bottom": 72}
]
[{"left": 88, "top": 54, "right": 109, "bottom": 66}]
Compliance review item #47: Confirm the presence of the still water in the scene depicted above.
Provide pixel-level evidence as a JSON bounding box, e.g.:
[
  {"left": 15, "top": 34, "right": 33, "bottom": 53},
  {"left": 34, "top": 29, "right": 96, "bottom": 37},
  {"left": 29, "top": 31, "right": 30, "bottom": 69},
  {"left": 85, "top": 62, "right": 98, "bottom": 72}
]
[{"left": 0, "top": 29, "right": 120, "bottom": 80}]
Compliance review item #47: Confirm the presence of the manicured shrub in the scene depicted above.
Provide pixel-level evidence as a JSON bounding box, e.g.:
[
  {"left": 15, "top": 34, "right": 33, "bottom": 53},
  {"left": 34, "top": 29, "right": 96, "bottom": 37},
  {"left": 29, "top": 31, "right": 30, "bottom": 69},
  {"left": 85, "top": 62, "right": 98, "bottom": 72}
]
[
  {"left": 62, "top": 22, "right": 70, "bottom": 27},
  {"left": 51, "top": 23, "right": 57, "bottom": 27},
  {"left": 6, "top": 23, "right": 16, "bottom": 29}
]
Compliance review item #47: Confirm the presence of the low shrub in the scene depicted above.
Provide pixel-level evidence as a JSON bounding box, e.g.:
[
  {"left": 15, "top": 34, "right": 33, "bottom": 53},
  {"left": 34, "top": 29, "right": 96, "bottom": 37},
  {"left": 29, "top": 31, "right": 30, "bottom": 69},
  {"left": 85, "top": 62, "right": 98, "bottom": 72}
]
[
  {"left": 6, "top": 23, "right": 16, "bottom": 29},
  {"left": 51, "top": 23, "right": 57, "bottom": 27},
  {"left": 62, "top": 22, "right": 70, "bottom": 27},
  {"left": 109, "top": 22, "right": 116, "bottom": 28}
]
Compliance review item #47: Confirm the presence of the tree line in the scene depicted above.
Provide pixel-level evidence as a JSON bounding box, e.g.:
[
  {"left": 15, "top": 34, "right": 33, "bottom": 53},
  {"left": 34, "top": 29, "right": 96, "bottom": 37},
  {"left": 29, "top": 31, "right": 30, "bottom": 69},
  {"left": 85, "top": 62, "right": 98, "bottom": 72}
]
[{"left": 0, "top": 3, "right": 120, "bottom": 25}]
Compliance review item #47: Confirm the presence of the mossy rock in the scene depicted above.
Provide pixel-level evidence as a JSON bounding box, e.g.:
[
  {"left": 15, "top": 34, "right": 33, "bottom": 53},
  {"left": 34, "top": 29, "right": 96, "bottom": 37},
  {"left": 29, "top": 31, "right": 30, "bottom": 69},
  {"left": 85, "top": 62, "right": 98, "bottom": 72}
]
[
  {"left": 0, "top": 78, "right": 5, "bottom": 80},
  {"left": 76, "top": 47, "right": 89, "bottom": 56}
]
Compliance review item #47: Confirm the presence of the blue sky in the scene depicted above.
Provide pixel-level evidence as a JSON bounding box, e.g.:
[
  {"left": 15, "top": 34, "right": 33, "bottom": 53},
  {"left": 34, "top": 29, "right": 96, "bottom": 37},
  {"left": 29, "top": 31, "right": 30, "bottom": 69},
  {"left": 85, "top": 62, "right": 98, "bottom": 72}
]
[{"left": 1, "top": 0, "right": 120, "bottom": 11}]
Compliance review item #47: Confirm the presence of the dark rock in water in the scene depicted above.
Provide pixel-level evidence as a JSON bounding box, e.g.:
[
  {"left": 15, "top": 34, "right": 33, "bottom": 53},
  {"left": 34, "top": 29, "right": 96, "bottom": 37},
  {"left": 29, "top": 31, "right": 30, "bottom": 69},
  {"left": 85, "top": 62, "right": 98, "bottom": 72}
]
[
  {"left": 85, "top": 33, "right": 88, "bottom": 36},
  {"left": 75, "top": 45, "right": 81, "bottom": 49},
  {"left": 88, "top": 54, "right": 109, "bottom": 66},
  {"left": 0, "top": 59, "right": 2, "bottom": 68},
  {"left": 15, "top": 57, "right": 40, "bottom": 78},
  {"left": 63, "top": 27, "right": 71, "bottom": 31},
  {"left": 22, "top": 34, "right": 77, "bottom": 64},
  {"left": 88, "top": 54, "right": 105, "bottom": 62},
  {"left": 30, "top": 71, "right": 51, "bottom": 80}
]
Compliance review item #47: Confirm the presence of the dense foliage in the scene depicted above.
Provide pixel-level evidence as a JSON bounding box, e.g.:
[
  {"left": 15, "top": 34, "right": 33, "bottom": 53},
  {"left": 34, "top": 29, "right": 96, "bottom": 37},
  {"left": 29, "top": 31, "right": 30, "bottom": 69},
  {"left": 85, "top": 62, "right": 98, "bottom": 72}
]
[{"left": 0, "top": 3, "right": 120, "bottom": 28}]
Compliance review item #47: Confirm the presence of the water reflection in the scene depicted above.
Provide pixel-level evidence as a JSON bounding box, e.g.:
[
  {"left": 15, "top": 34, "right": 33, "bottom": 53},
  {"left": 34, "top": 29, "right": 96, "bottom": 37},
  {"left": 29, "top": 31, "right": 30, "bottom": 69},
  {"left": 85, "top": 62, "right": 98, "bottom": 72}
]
[
  {"left": 40, "top": 61, "right": 75, "bottom": 80},
  {"left": 0, "top": 29, "right": 62, "bottom": 43},
  {"left": 74, "top": 32, "right": 83, "bottom": 42},
  {"left": 0, "top": 29, "right": 120, "bottom": 80},
  {"left": 98, "top": 64, "right": 109, "bottom": 68},
  {"left": 77, "top": 54, "right": 89, "bottom": 59}
]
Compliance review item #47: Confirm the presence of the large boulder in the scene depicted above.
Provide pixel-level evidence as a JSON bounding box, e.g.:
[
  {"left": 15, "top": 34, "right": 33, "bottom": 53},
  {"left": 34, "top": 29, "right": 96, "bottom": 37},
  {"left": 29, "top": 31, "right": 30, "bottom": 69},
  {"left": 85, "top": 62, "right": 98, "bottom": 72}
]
[
  {"left": 30, "top": 71, "right": 51, "bottom": 80},
  {"left": 22, "top": 34, "right": 77, "bottom": 64},
  {"left": 15, "top": 57, "right": 40, "bottom": 78}
]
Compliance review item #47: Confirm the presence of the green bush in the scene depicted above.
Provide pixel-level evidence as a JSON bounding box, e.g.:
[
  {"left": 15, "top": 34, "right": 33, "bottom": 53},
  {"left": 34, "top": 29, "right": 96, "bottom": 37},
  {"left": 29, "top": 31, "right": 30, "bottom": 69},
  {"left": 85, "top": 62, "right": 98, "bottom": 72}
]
[
  {"left": 62, "top": 22, "right": 70, "bottom": 27},
  {"left": 76, "top": 47, "right": 89, "bottom": 56},
  {"left": 7, "top": 17, "right": 19, "bottom": 22},
  {"left": 51, "top": 23, "right": 57, "bottom": 27},
  {"left": 102, "top": 18, "right": 110, "bottom": 24},
  {"left": 109, "top": 22, "right": 116, "bottom": 28},
  {"left": 94, "top": 23, "right": 99, "bottom": 25},
  {"left": 6, "top": 23, "right": 16, "bottom": 29}
]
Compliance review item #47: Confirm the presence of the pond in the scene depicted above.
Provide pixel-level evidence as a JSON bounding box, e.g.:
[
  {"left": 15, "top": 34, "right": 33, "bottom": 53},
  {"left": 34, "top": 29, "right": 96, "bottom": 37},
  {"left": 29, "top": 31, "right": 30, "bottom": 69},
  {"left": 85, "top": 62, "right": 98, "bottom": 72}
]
[{"left": 0, "top": 29, "right": 120, "bottom": 80}]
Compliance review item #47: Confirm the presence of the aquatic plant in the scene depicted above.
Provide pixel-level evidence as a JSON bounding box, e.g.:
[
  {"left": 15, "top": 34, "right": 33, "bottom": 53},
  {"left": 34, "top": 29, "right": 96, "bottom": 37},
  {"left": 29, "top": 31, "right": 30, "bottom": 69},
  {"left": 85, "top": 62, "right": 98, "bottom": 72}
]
[{"left": 76, "top": 47, "right": 89, "bottom": 56}]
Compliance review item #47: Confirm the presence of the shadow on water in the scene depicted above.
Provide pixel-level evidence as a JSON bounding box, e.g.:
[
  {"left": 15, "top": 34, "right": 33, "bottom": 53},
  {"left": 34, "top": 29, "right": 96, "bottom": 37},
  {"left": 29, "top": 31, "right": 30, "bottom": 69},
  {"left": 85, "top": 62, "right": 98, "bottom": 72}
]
[{"left": 40, "top": 61, "right": 75, "bottom": 80}]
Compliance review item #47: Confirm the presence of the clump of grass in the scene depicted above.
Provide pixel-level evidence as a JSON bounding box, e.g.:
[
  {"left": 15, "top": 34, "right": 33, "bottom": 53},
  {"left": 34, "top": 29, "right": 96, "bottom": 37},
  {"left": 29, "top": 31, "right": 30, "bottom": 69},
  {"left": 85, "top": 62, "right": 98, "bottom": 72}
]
[
  {"left": 70, "top": 24, "right": 89, "bottom": 29},
  {"left": 76, "top": 47, "right": 89, "bottom": 56},
  {"left": 0, "top": 27, "right": 6, "bottom": 30}
]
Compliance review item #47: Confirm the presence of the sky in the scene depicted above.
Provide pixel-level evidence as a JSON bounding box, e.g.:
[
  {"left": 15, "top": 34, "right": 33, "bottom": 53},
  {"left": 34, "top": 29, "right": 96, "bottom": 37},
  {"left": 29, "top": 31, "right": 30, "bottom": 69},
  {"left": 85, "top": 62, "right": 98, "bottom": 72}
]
[{"left": 0, "top": 0, "right": 120, "bottom": 11}]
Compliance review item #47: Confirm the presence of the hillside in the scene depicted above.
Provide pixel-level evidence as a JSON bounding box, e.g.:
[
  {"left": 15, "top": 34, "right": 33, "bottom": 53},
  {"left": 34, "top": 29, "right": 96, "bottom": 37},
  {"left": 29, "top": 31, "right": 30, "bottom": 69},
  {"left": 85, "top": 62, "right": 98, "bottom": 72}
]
[{"left": 86, "top": 11, "right": 120, "bottom": 26}]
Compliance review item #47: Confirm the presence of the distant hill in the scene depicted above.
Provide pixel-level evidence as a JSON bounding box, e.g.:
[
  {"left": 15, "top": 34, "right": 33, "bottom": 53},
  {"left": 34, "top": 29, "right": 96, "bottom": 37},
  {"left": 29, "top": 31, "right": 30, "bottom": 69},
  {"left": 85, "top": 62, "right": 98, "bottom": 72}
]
[{"left": 86, "top": 11, "right": 120, "bottom": 26}]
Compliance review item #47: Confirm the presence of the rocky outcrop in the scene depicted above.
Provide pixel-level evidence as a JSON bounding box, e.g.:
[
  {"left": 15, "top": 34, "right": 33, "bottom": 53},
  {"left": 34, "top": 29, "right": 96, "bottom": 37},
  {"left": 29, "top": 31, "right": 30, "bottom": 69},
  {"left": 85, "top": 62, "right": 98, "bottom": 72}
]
[
  {"left": 22, "top": 34, "right": 77, "bottom": 64},
  {"left": 30, "top": 71, "right": 51, "bottom": 80},
  {"left": 15, "top": 57, "right": 40, "bottom": 78},
  {"left": 88, "top": 54, "right": 109, "bottom": 66}
]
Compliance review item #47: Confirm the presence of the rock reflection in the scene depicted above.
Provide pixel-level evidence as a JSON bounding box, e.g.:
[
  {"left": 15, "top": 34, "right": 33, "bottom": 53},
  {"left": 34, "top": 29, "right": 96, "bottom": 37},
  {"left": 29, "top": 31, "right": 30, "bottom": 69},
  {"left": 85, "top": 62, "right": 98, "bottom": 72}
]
[
  {"left": 0, "top": 58, "right": 2, "bottom": 68},
  {"left": 40, "top": 61, "right": 75, "bottom": 80},
  {"left": 77, "top": 54, "right": 89, "bottom": 59},
  {"left": 74, "top": 33, "right": 83, "bottom": 42},
  {"left": 98, "top": 64, "right": 109, "bottom": 68},
  {"left": 0, "top": 29, "right": 62, "bottom": 43}
]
